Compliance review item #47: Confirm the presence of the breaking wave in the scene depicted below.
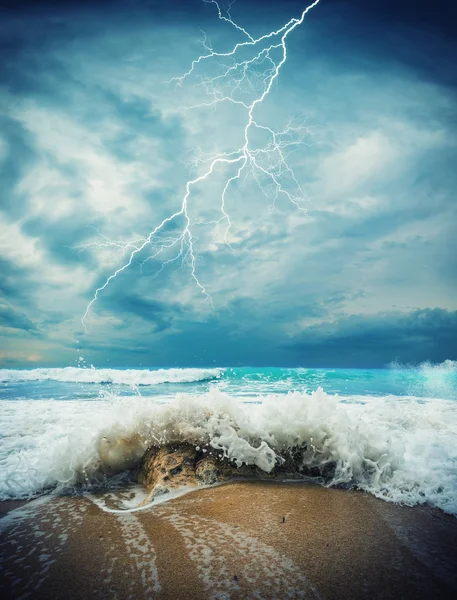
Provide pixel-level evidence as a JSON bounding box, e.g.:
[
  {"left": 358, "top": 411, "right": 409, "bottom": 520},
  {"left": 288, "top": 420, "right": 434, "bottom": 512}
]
[
  {"left": 0, "top": 367, "right": 224, "bottom": 386},
  {"left": 390, "top": 359, "right": 457, "bottom": 400},
  {"left": 1, "top": 387, "right": 457, "bottom": 514}
]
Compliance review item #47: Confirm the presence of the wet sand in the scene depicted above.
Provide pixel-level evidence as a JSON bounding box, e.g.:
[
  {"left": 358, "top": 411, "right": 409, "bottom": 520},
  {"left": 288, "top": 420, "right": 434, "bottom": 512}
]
[{"left": 1, "top": 481, "right": 457, "bottom": 599}]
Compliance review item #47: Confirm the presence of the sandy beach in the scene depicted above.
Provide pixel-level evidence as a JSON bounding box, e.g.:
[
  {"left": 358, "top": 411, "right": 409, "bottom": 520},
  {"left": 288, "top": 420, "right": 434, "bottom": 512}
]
[{"left": 1, "top": 481, "right": 457, "bottom": 599}]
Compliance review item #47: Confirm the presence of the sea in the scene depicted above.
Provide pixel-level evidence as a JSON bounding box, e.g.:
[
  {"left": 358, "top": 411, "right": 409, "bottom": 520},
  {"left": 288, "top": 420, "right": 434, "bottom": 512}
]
[{"left": 1, "top": 361, "right": 456, "bottom": 514}]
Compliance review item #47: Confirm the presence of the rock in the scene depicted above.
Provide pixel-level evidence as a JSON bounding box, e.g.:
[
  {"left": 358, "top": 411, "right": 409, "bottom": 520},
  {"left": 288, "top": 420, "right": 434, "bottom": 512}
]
[
  {"left": 136, "top": 442, "right": 326, "bottom": 505},
  {"left": 138, "top": 444, "right": 198, "bottom": 500},
  {"left": 137, "top": 444, "right": 274, "bottom": 503},
  {"left": 195, "top": 454, "right": 265, "bottom": 484},
  {"left": 278, "top": 444, "right": 308, "bottom": 474},
  {"left": 195, "top": 455, "right": 224, "bottom": 485},
  {"left": 301, "top": 461, "right": 337, "bottom": 480}
]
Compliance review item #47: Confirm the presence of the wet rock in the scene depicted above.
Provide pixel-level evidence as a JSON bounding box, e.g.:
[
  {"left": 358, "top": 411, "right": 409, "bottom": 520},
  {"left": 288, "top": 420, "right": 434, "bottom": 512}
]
[
  {"left": 195, "top": 455, "right": 224, "bottom": 485},
  {"left": 138, "top": 444, "right": 198, "bottom": 499},
  {"left": 321, "top": 461, "right": 336, "bottom": 479},
  {"left": 138, "top": 444, "right": 279, "bottom": 502},
  {"left": 137, "top": 442, "right": 331, "bottom": 505},
  {"left": 301, "top": 461, "right": 336, "bottom": 480},
  {"left": 277, "top": 444, "right": 307, "bottom": 474},
  {"left": 195, "top": 455, "right": 270, "bottom": 484},
  {"left": 302, "top": 465, "right": 322, "bottom": 478}
]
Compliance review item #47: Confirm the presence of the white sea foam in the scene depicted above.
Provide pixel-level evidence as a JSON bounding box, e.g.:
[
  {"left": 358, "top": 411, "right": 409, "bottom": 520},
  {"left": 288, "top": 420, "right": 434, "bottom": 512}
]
[
  {"left": 390, "top": 359, "right": 457, "bottom": 399},
  {"left": 419, "top": 360, "right": 457, "bottom": 398},
  {"left": 1, "top": 388, "right": 456, "bottom": 514},
  {"left": 0, "top": 366, "right": 223, "bottom": 385}
]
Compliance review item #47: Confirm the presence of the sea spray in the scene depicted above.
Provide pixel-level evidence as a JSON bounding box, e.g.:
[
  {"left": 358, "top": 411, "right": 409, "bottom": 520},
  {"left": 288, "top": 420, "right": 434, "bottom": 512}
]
[
  {"left": 1, "top": 387, "right": 456, "bottom": 513},
  {"left": 389, "top": 359, "right": 457, "bottom": 400}
]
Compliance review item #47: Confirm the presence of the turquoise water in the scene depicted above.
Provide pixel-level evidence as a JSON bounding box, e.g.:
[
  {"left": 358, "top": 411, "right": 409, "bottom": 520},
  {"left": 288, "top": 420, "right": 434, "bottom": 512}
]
[
  {"left": 1, "top": 364, "right": 456, "bottom": 401},
  {"left": 0, "top": 363, "right": 456, "bottom": 512}
]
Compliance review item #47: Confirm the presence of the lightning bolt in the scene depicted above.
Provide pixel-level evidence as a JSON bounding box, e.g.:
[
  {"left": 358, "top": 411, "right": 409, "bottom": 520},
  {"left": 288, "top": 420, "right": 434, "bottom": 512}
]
[{"left": 81, "top": 0, "right": 320, "bottom": 329}]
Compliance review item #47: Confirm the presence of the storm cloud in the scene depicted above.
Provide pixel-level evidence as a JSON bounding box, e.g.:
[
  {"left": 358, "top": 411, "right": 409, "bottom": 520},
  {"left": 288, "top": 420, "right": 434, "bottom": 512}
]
[{"left": 0, "top": 0, "right": 456, "bottom": 367}]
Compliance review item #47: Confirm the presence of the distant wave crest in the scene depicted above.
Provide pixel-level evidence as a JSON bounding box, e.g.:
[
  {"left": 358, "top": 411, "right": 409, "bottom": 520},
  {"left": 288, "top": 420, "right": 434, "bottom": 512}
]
[{"left": 0, "top": 367, "right": 224, "bottom": 386}]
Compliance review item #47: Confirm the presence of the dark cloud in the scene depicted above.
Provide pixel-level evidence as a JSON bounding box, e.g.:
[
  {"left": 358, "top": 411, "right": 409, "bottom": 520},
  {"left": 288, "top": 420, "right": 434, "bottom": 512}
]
[
  {"left": 287, "top": 309, "right": 457, "bottom": 367},
  {"left": 101, "top": 290, "right": 182, "bottom": 332},
  {"left": 0, "top": 0, "right": 456, "bottom": 367},
  {"left": 0, "top": 117, "right": 36, "bottom": 218},
  {"left": 66, "top": 338, "right": 152, "bottom": 355},
  {"left": 21, "top": 215, "right": 99, "bottom": 266},
  {"left": 286, "top": 0, "right": 457, "bottom": 90},
  {"left": 0, "top": 303, "right": 40, "bottom": 334},
  {"left": 0, "top": 259, "right": 33, "bottom": 304},
  {"left": 69, "top": 307, "right": 457, "bottom": 369},
  {"left": 325, "top": 0, "right": 457, "bottom": 39}
]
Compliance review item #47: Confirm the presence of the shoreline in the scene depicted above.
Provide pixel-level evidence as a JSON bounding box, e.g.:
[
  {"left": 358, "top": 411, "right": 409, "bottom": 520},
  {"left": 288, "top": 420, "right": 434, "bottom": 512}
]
[{"left": 1, "top": 481, "right": 457, "bottom": 599}]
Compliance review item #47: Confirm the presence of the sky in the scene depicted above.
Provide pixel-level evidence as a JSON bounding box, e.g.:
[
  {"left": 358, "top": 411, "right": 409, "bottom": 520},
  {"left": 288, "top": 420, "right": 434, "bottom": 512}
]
[{"left": 0, "top": 0, "right": 456, "bottom": 368}]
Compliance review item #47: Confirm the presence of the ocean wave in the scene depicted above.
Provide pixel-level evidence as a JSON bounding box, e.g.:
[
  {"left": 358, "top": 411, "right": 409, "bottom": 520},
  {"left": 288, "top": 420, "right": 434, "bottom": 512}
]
[
  {"left": 1, "top": 387, "right": 456, "bottom": 514},
  {"left": 0, "top": 367, "right": 224, "bottom": 386},
  {"left": 389, "top": 359, "right": 457, "bottom": 400}
]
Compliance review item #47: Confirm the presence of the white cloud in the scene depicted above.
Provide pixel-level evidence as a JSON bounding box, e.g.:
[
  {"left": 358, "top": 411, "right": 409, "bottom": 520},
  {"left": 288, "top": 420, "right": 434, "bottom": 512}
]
[{"left": 318, "top": 131, "right": 396, "bottom": 198}]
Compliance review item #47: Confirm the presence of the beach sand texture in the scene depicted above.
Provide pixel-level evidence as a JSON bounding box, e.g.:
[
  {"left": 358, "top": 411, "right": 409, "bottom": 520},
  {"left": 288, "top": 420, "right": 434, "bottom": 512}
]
[{"left": 1, "top": 481, "right": 457, "bottom": 599}]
